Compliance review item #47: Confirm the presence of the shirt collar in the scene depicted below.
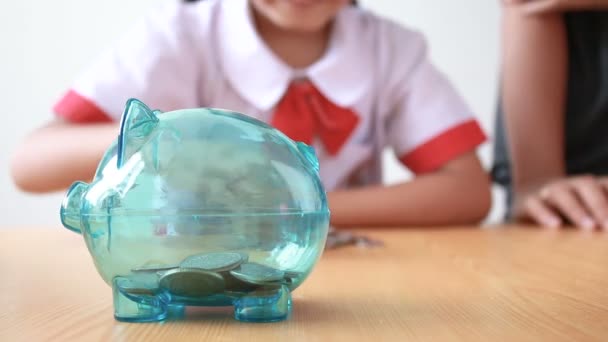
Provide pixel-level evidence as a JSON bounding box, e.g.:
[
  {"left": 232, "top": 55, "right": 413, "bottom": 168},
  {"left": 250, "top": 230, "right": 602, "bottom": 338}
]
[{"left": 217, "top": 0, "right": 372, "bottom": 111}]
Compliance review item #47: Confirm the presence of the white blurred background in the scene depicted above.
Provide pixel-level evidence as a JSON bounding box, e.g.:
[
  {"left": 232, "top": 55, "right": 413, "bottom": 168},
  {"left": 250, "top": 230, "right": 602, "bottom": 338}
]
[{"left": 0, "top": 0, "right": 502, "bottom": 227}]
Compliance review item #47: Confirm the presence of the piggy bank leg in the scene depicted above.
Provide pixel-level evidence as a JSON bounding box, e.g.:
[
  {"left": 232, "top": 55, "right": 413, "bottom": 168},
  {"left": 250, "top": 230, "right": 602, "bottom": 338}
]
[
  {"left": 112, "top": 277, "right": 169, "bottom": 322},
  {"left": 233, "top": 284, "right": 292, "bottom": 322}
]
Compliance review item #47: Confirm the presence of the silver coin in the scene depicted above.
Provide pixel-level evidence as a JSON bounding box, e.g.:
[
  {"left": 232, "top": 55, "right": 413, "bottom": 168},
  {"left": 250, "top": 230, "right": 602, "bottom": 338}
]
[
  {"left": 325, "top": 231, "right": 355, "bottom": 249},
  {"left": 283, "top": 271, "right": 302, "bottom": 279},
  {"left": 132, "top": 263, "right": 179, "bottom": 273},
  {"left": 237, "top": 252, "right": 249, "bottom": 263},
  {"left": 325, "top": 230, "right": 383, "bottom": 249},
  {"left": 283, "top": 270, "right": 302, "bottom": 284},
  {"left": 223, "top": 289, "right": 251, "bottom": 298},
  {"left": 223, "top": 272, "right": 258, "bottom": 292},
  {"left": 355, "top": 236, "right": 384, "bottom": 248},
  {"left": 247, "top": 285, "right": 284, "bottom": 298},
  {"left": 180, "top": 252, "right": 244, "bottom": 272},
  {"left": 159, "top": 268, "right": 225, "bottom": 297},
  {"left": 230, "top": 263, "right": 285, "bottom": 285},
  {"left": 116, "top": 273, "right": 160, "bottom": 296}
]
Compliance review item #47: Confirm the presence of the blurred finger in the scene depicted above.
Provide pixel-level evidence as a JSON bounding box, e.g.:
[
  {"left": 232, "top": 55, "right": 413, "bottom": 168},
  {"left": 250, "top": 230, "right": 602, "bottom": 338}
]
[
  {"left": 573, "top": 178, "right": 608, "bottom": 230},
  {"left": 524, "top": 195, "right": 562, "bottom": 228},
  {"left": 598, "top": 178, "right": 608, "bottom": 231},
  {"left": 544, "top": 185, "right": 595, "bottom": 230},
  {"left": 522, "top": 0, "right": 563, "bottom": 14},
  {"left": 599, "top": 177, "right": 608, "bottom": 191},
  {"left": 502, "top": 0, "right": 527, "bottom": 5}
]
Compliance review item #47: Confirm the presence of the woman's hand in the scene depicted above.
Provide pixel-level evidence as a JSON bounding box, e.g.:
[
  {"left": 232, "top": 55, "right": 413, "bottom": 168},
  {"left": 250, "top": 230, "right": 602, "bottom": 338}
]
[
  {"left": 504, "top": 0, "right": 608, "bottom": 14},
  {"left": 513, "top": 175, "right": 608, "bottom": 230}
]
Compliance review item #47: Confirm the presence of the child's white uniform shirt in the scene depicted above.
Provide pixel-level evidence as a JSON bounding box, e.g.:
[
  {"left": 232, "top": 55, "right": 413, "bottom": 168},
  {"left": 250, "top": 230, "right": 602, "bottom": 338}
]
[{"left": 54, "top": 0, "right": 486, "bottom": 191}]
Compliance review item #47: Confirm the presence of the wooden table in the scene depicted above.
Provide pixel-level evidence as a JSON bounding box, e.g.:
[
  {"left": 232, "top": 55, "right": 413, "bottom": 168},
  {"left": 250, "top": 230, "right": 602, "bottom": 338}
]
[{"left": 1, "top": 227, "right": 607, "bottom": 341}]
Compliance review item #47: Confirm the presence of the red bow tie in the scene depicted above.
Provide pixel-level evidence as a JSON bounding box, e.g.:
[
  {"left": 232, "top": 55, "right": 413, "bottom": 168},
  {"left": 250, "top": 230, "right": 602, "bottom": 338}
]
[{"left": 271, "top": 81, "right": 360, "bottom": 156}]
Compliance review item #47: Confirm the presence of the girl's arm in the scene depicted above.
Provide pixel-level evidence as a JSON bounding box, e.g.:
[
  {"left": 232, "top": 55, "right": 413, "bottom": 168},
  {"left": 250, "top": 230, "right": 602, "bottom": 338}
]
[
  {"left": 328, "top": 152, "right": 491, "bottom": 227},
  {"left": 11, "top": 119, "right": 118, "bottom": 193}
]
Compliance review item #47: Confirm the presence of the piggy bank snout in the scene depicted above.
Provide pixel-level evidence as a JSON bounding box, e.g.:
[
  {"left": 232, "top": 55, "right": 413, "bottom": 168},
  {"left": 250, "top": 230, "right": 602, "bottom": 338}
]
[{"left": 60, "top": 181, "right": 89, "bottom": 234}]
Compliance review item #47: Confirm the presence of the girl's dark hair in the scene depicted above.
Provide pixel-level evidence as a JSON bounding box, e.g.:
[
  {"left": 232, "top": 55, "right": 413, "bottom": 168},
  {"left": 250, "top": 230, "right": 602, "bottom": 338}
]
[{"left": 183, "top": 0, "right": 358, "bottom": 5}]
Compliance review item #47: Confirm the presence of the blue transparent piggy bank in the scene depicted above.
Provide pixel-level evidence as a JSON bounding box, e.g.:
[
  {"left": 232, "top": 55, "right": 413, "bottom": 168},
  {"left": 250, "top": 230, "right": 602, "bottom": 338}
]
[{"left": 60, "top": 99, "right": 330, "bottom": 323}]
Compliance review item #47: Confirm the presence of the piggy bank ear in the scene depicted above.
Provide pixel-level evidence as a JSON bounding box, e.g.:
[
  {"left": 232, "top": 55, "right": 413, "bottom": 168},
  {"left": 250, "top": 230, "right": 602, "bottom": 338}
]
[{"left": 117, "top": 99, "right": 160, "bottom": 168}]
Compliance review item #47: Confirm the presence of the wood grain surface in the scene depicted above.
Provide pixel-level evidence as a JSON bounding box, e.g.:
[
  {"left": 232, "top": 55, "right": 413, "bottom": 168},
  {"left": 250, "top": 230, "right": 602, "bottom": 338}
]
[{"left": 1, "top": 226, "right": 607, "bottom": 341}]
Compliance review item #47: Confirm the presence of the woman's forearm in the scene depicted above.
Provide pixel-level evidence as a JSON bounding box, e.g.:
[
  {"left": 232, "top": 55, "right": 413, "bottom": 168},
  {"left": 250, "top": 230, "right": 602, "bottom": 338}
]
[{"left": 501, "top": 6, "right": 568, "bottom": 193}]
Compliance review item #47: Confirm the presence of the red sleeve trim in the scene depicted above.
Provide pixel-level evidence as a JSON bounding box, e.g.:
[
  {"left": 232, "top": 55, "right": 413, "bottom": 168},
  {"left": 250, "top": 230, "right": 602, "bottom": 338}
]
[
  {"left": 400, "top": 120, "right": 487, "bottom": 174},
  {"left": 53, "top": 90, "right": 114, "bottom": 123}
]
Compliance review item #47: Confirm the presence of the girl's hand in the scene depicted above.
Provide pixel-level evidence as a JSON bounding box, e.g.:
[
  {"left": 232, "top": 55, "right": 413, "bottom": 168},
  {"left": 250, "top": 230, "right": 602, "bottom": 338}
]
[
  {"left": 513, "top": 176, "right": 608, "bottom": 230},
  {"left": 504, "top": 0, "right": 608, "bottom": 14}
]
